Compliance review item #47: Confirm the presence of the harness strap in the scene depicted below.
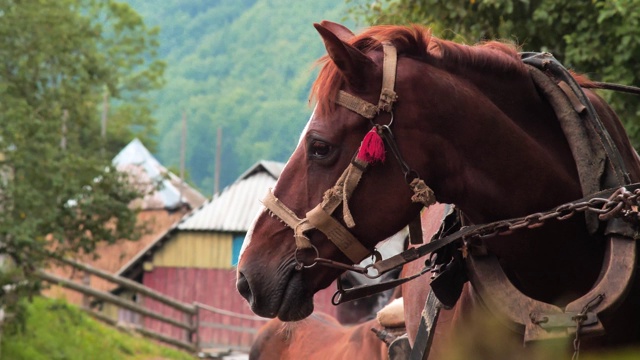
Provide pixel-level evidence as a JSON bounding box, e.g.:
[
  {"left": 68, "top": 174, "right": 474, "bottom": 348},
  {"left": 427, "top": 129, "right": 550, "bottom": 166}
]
[
  {"left": 262, "top": 191, "right": 315, "bottom": 250},
  {"left": 306, "top": 205, "right": 370, "bottom": 263},
  {"left": 337, "top": 158, "right": 367, "bottom": 228},
  {"left": 379, "top": 42, "right": 399, "bottom": 112},
  {"left": 409, "top": 290, "right": 442, "bottom": 360},
  {"left": 262, "top": 158, "right": 372, "bottom": 264},
  {"left": 521, "top": 52, "right": 630, "bottom": 186},
  {"left": 336, "top": 91, "right": 378, "bottom": 119},
  {"left": 335, "top": 42, "right": 399, "bottom": 119},
  {"left": 333, "top": 264, "right": 432, "bottom": 304}
]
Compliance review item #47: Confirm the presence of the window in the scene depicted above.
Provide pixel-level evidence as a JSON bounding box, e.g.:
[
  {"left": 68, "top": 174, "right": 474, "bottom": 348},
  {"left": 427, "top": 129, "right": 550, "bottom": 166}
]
[{"left": 231, "top": 233, "right": 245, "bottom": 266}]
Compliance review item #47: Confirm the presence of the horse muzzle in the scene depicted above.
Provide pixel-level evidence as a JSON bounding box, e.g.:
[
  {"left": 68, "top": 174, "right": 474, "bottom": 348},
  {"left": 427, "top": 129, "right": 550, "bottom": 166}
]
[{"left": 237, "top": 264, "right": 314, "bottom": 321}]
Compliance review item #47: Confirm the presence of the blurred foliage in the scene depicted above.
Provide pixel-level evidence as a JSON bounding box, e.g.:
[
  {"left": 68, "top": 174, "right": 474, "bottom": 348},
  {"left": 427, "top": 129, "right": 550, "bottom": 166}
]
[
  {"left": 124, "top": 0, "right": 353, "bottom": 193},
  {"left": 346, "top": 0, "right": 640, "bottom": 147},
  {"left": 0, "top": 297, "right": 194, "bottom": 359},
  {"left": 0, "top": 0, "right": 163, "bottom": 313}
]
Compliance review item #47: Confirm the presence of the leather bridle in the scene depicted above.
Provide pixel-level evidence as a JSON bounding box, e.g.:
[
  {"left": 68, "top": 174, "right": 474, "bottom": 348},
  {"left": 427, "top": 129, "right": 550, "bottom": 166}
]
[{"left": 262, "top": 42, "right": 435, "bottom": 271}]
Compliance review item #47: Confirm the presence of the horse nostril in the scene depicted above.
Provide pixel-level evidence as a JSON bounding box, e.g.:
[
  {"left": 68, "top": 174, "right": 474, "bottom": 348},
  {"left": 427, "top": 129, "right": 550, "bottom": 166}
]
[{"left": 236, "top": 271, "right": 253, "bottom": 303}]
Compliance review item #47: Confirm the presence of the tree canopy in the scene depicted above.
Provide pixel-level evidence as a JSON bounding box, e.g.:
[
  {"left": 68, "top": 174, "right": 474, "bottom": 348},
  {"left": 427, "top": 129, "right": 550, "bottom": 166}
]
[
  {"left": 0, "top": 0, "right": 163, "bottom": 293},
  {"left": 347, "top": 0, "right": 640, "bottom": 146},
  {"left": 124, "top": 0, "right": 351, "bottom": 193}
]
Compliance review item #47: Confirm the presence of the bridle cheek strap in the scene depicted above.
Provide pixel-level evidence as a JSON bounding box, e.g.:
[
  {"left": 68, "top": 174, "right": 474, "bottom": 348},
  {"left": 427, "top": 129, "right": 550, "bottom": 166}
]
[{"left": 261, "top": 159, "right": 371, "bottom": 264}]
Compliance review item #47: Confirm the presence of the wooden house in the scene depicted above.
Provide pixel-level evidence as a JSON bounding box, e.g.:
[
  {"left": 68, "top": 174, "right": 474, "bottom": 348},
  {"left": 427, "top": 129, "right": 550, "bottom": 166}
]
[
  {"left": 45, "top": 138, "right": 206, "bottom": 305},
  {"left": 116, "top": 160, "right": 339, "bottom": 351}
]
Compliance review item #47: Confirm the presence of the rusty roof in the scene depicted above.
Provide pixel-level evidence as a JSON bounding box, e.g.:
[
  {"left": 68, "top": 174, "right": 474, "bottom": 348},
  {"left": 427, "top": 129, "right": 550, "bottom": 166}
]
[{"left": 113, "top": 138, "right": 206, "bottom": 210}]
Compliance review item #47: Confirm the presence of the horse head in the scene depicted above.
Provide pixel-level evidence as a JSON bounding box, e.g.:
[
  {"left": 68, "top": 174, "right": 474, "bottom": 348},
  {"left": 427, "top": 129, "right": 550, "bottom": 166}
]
[{"left": 236, "top": 22, "right": 429, "bottom": 321}]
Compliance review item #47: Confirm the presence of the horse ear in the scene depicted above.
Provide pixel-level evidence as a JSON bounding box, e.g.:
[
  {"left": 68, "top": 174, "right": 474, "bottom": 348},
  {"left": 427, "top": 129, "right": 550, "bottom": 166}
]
[
  {"left": 314, "top": 22, "right": 375, "bottom": 88},
  {"left": 318, "top": 20, "right": 355, "bottom": 42}
]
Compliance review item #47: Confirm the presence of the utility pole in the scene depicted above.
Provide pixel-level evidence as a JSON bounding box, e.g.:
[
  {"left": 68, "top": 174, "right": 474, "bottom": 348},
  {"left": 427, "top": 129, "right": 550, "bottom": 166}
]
[
  {"left": 101, "top": 90, "right": 109, "bottom": 157},
  {"left": 60, "top": 109, "right": 68, "bottom": 150},
  {"left": 101, "top": 91, "right": 108, "bottom": 140},
  {"left": 213, "top": 127, "right": 222, "bottom": 196},
  {"left": 180, "top": 111, "right": 187, "bottom": 206}
]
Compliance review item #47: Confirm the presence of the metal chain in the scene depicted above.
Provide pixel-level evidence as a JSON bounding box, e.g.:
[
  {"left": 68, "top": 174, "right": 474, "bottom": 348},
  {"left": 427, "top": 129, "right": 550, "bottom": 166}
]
[
  {"left": 572, "top": 294, "right": 605, "bottom": 360},
  {"left": 460, "top": 187, "right": 640, "bottom": 244},
  {"left": 573, "top": 321, "right": 582, "bottom": 360},
  {"left": 308, "top": 186, "right": 640, "bottom": 278}
]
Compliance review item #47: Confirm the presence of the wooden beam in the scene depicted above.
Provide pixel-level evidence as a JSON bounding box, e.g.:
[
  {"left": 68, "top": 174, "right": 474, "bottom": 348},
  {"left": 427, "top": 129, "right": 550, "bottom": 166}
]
[
  {"left": 80, "top": 307, "right": 195, "bottom": 353},
  {"left": 55, "top": 258, "right": 196, "bottom": 314},
  {"left": 198, "top": 321, "right": 258, "bottom": 334},
  {"left": 38, "top": 271, "right": 195, "bottom": 332},
  {"left": 136, "top": 327, "right": 196, "bottom": 352}
]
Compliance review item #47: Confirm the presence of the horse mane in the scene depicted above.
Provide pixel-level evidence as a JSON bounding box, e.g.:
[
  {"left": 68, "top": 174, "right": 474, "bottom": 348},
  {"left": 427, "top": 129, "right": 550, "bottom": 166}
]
[{"left": 310, "top": 24, "right": 533, "bottom": 117}]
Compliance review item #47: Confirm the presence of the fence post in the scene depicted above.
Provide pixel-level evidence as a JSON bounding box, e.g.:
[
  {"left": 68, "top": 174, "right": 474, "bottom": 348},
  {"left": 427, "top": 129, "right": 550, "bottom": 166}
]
[
  {"left": 192, "top": 303, "right": 200, "bottom": 353},
  {"left": 82, "top": 272, "right": 91, "bottom": 308},
  {"left": 137, "top": 293, "right": 145, "bottom": 330}
]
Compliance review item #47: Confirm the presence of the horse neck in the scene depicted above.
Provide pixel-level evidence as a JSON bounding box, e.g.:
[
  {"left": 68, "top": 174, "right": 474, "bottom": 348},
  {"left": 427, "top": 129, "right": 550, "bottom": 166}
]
[{"left": 402, "top": 60, "right": 583, "bottom": 223}]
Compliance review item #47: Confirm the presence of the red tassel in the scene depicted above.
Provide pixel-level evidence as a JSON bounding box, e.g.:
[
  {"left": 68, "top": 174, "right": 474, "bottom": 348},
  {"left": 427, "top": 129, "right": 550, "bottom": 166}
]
[{"left": 357, "top": 126, "right": 385, "bottom": 163}]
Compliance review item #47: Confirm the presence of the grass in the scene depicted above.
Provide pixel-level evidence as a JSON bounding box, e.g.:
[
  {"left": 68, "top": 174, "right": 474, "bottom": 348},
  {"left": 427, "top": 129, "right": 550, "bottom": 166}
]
[{"left": 0, "top": 296, "right": 195, "bottom": 360}]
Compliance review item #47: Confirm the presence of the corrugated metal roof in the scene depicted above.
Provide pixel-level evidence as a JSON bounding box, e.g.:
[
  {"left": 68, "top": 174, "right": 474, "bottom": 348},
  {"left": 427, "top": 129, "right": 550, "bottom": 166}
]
[
  {"left": 112, "top": 138, "right": 206, "bottom": 210},
  {"left": 237, "top": 159, "right": 284, "bottom": 180},
  {"left": 116, "top": 160, "right": 285, "bottom": 277},
  {"left": 178, "top": 161, "right": 284, "bottom": 232}
]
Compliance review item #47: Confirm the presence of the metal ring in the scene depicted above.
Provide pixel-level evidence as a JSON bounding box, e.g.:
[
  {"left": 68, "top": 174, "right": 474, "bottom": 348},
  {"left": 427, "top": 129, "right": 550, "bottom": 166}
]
[
  {"left": 331, "top": 290, "right": 343, "bottom": 305},
  {"left": 363, "top": 264, "right": 381, "bottom": 279},
  {"left": 294, "top": 245, "right": 320, "bottom": 270},
  {"left": 372, "top": 250, "right": 382, "bottom": 263},
  {"left": 371, "top": 111, "right": 394, "bottom": 128},
  {"left": 383, "top": 111, "right": 394, "bottom": 128},
  {"left": 404, "top": 169, "right": 419, "bottom": 184}
]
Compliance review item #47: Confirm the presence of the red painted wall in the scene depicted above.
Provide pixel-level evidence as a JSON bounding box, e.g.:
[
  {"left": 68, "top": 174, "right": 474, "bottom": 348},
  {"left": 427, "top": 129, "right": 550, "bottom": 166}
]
[{"left": 142, "top": 267, "right": 338, "bottom": 350}]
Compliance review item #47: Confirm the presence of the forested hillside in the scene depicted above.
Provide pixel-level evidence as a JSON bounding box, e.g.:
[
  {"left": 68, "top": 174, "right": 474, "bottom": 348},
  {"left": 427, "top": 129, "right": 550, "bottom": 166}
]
[{"left": 124, "top": 0, "right": 353, "bottom": 193}]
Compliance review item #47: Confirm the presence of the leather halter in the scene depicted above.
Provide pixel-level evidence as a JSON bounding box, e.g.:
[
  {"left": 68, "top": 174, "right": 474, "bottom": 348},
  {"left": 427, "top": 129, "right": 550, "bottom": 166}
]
[{"left": 262, "top": 42, "right": 434, "bottom": 266}]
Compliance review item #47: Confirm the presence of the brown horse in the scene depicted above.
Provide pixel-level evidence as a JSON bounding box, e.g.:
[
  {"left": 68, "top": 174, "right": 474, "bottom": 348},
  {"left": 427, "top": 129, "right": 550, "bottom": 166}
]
[
  {"left": 237, "top": 20, "right": 640, "bottom": 357},
  {"left": 250, "top": 313, "right": 389, "bottom": 360}
]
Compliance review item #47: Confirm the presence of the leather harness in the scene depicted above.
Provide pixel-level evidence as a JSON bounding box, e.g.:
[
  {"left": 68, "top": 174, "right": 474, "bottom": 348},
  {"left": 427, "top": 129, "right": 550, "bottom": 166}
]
[{"left": 262, "top": 42, "right": 640, "bottom": 349}]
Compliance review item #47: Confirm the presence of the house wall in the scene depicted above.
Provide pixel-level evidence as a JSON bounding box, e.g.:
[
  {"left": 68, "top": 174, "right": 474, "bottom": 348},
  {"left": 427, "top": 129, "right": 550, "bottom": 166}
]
[
  {"left": 152, "top": 232, "right": 234, "bottom": 269},
  {"left": 142, "top": 266, "right": 339, "bottom": 351}
]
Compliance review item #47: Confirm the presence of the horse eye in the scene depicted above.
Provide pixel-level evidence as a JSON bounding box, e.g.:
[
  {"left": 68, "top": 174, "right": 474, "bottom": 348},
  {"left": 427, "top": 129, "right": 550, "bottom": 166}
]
[{"left": 309, "top": 140, "right": 332, "bottom": 159}]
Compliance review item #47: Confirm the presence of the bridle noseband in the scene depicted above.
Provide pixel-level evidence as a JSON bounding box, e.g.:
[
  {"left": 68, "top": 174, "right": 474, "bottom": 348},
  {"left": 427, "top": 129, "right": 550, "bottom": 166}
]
[{"left": 262, "top": 42, "right": 435, "bottom": 271}]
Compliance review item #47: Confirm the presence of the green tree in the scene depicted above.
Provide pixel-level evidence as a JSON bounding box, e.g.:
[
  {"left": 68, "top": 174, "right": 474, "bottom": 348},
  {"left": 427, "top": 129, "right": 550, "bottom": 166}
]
[
  {"left": 347, "top": 0, "right": 640, "bottom": 145},
  {"left": 125, "top": 0, "right": 350, "bottom": 192},
  {"left": 0, "top": 0, "right": 163, "bottom": 298}
]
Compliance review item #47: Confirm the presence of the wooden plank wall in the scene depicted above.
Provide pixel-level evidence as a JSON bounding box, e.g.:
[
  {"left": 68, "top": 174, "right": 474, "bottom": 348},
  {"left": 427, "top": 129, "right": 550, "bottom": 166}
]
[{"left": 142, "top": 267, "right": 338, "bottom": 350}]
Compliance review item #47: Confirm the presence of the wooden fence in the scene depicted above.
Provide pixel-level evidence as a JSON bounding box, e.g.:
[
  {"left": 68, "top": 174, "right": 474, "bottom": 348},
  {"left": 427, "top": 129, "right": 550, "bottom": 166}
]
[{"left": 38, "top": 258, "right": 267, "bottom": 354}]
